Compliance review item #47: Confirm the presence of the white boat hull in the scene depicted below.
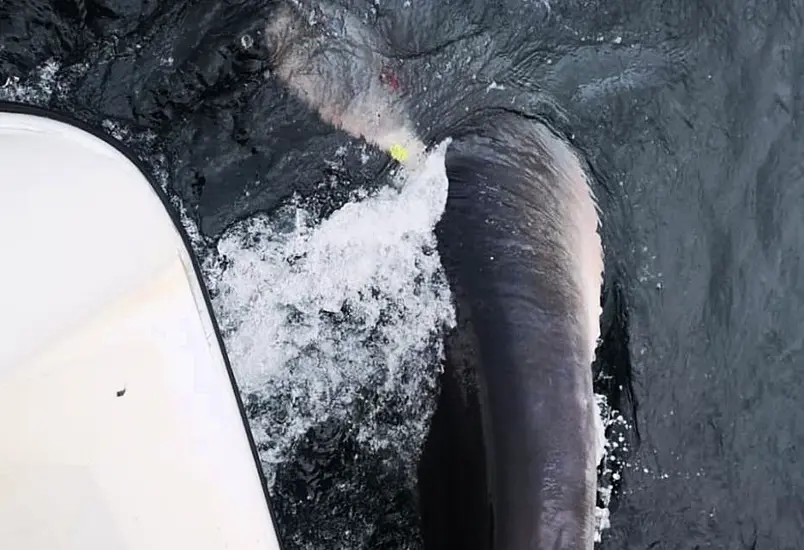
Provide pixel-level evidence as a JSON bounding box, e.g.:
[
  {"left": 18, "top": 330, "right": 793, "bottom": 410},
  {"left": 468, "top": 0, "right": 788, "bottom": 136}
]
[{"left": 0, "top": 107, "right": 282, "bottom": 550}]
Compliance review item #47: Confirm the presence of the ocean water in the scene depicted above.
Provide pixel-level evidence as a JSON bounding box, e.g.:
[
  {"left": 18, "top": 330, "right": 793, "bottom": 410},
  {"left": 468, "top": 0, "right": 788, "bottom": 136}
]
[{"left": 1, "top": 0, "right": 802, "bottom": 548}]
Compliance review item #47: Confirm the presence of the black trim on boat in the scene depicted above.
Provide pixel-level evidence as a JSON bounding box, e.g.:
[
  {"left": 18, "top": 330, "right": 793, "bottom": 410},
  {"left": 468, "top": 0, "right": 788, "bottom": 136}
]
[{"left": 0, "top": 100, "right": 287, "bottom": 550}]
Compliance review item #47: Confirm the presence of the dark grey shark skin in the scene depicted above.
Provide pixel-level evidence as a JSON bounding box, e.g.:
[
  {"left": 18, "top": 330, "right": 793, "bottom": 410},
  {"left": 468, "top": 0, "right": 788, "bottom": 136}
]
[
  {"left": 264, "top": 5, "right": 603, "bottom": 549},
  {"left": 421, "top": 114, "right": 602, "bottom": 550}
]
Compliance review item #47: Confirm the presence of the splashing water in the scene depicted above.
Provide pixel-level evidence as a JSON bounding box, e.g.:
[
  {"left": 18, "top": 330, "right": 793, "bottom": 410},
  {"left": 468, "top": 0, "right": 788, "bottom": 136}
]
[
  {"left": 0, "top": 59, "right": 86, "bottom": 105},
  {"left": 594, "top": 393, "right": 629, "bottom": 541},
  {"left": 202, "top": 142, "right": 457, "bottom": 481}
]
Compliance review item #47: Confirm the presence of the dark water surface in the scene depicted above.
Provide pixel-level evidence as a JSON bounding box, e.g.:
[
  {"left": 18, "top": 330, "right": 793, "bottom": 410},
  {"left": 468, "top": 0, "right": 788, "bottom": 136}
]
[{"left": 2, "top": 0, "right": 803, "bottom": 548}]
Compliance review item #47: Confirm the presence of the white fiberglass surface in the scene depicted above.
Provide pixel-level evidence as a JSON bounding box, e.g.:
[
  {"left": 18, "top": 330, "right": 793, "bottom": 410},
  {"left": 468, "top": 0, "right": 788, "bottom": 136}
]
[{"left": 0, "top": 112, "right": 280, "bottom": 550}]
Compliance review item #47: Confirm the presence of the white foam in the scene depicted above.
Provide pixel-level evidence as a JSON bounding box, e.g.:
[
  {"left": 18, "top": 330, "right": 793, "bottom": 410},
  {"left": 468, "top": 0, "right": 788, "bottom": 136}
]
[
  {"left": 0, "top": 59, "right": 88, "bottom": 105},
  {"left": 0, "top": 59, "right": 60, "bottom": 104},
  {"left": 203, "top": 141, "right": 456, "bottom": 479},
  {"left": 593, "top": 391, "right": 629, "bottom": 543}
]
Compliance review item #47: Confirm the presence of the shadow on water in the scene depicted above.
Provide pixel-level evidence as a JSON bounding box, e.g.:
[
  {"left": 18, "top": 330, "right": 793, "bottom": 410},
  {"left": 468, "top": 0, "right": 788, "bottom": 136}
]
[{"left": 2, "top": 0, "right": 804, "bottom": 548}]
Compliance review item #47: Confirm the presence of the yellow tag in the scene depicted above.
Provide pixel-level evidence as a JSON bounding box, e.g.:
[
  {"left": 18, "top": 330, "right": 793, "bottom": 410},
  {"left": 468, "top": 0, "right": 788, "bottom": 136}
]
[{"left": 389, "top": 143, "right": 408, "bottom": 162}]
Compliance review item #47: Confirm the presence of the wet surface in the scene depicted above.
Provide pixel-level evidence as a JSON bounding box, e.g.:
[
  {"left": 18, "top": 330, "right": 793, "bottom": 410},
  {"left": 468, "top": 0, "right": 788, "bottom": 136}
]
[{"left": 2, "top": 0, "right": 803, "bottom": 548}]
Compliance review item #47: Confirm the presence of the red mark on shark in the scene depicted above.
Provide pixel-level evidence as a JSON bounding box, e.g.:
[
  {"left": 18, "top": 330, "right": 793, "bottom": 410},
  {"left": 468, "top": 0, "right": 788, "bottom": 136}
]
[{"left": 379, "top": 66, "right": 401, "bottom": 92}]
